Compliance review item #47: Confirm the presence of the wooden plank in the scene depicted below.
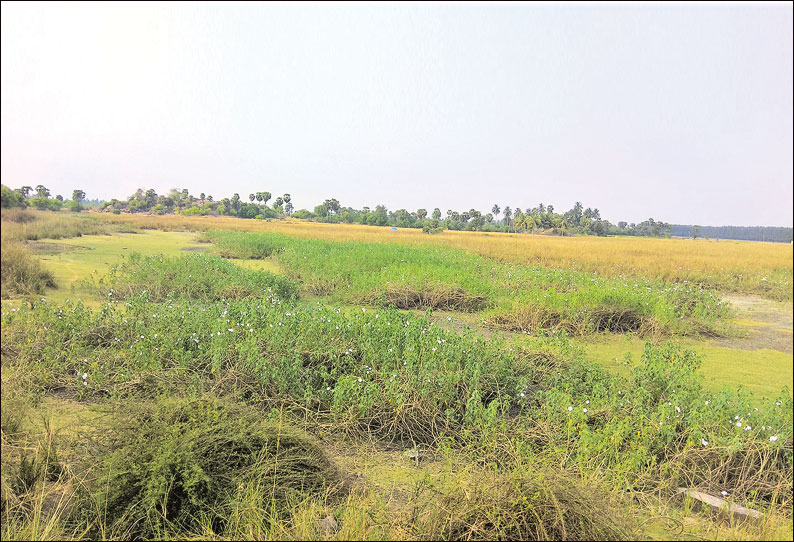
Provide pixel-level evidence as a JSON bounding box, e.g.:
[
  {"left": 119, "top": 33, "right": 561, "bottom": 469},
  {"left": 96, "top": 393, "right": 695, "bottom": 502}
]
[{"left": 677, "top": 488, "right": 762, "bottom": 520}]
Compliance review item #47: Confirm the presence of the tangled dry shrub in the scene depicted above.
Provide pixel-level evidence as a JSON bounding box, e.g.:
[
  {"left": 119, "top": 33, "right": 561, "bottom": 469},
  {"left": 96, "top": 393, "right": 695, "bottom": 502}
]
[
  {"left": 671, "top": 443, "right": 793, "bottom": 508},
  {"left": 414, "top": 467, "right": 633, "bottom": 541},
  {"left": 374, "top": 284, "right": 489, "bottom": 312},
  {"left": 88, "top": 396, "right": 345, "bottom": 539}
]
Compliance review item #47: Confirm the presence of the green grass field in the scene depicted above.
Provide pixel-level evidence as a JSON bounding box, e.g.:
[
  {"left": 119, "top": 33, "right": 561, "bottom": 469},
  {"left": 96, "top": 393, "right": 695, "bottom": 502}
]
[
  {"left": 580, "top": 334, "right": 792, "bottom": 401},
  {"left": 11, "top": 228, "right": 789, "bottom": 400},
  {"left": 2, "top": 213, "right": 792, "bottom": 541}
]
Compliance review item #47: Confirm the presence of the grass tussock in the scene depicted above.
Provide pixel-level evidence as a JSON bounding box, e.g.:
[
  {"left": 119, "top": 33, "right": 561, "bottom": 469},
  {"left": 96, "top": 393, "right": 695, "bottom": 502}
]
[
  {"left": 490, "top": 304, "right": 658, "bottom": 336},
  {"left": 415, "top": 468, "right": 633, "bottom": 540},
  {"left": 88, "top": 396, "right": 345, "bottom": 539},
  {"left": 373, "top": 284, "right": 490, "bottom": 312},
  {"left": 0, "top": 239, "right": 56, "bottom": 298}
]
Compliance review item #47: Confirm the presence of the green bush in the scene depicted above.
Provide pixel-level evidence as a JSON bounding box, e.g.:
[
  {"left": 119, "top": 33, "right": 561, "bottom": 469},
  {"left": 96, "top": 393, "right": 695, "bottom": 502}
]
[{"left": 0, "top": 239, "right": 56, "bottom": 298}]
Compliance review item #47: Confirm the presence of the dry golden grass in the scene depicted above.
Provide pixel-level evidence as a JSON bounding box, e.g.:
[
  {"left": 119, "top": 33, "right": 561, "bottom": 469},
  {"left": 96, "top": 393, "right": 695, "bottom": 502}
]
[{"left": 95, "top": 212, "right": 793, "bottom": 296}]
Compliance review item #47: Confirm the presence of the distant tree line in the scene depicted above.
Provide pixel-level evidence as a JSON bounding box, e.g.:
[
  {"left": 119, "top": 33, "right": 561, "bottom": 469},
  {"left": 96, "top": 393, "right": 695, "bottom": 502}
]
[
  {"left": 4, "top": 183, "right": 789, "bottom": 241},
  {"left": 296, "top": 199, "right": 676, "bottom": 238},
  {"left": 1, "top": 184, "right": 86, "bottom": 212},
  {"left": 672, "top": 224, "right": 793, "bottom": 243},
  {"left": 93, "top": 188, "right": 294, "bottom": 219}
]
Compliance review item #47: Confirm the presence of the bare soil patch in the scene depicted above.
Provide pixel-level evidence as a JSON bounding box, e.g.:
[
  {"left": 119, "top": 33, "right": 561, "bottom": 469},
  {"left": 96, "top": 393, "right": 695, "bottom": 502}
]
[{"left": 718, "top": 294, "right": 793, "bottom": 354}]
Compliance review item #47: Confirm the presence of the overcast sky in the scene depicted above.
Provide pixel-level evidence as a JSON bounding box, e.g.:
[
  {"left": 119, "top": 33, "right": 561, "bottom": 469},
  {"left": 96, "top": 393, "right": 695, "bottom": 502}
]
[{"left": 2, "top": 2, "right": 792, "bottom": 226}]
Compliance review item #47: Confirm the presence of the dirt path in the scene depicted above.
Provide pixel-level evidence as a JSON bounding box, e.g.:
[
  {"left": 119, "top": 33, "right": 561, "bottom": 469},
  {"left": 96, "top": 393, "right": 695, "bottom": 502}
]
[{"left": 717, "top": 294, "right": 793, "bottom": 354}]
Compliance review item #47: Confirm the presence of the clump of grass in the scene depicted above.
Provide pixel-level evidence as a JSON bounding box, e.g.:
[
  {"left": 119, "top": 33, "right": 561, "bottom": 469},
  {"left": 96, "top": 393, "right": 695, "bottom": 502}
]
[
  {"left": 202, "top": 231, "right": 290, "bottom": 259},
  {"left": 372, "top": 284, "right": 490, "bottom": 311},
  {"left": 88, "top": 252, "right": 298, "bottom": 302},
  {"left": 491, "top": 304, "right": 656, "bottom": 336},
  {"left": 87, "top": 396, "right": 345, "bottom": 539},
  {"left": 415, "top": 467, "right": 633, "bottom": 540},
  {"left": 0, "top": 239, "right": 56, "bottom": 298},
  {"left": 1, "top": 386, "right": 72, "bottom": 541}
]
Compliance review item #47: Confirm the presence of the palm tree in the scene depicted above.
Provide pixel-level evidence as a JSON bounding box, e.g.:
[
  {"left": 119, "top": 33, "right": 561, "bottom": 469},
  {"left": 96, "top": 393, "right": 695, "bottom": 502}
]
[
  {"left": 523, "top": 214, "right": 537, "bottom": 232},
  {"left": 558, "top": 216, "right": 569, "bottom": 236}
]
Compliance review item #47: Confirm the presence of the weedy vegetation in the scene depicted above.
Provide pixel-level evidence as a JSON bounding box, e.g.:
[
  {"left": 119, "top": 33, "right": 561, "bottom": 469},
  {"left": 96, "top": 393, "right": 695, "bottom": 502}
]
[
  {"left": 1, "top": 212, "right": 791, "bottom": 541},
  {"left": 100, "top": 213, "right": 793, "bottom": 300}
]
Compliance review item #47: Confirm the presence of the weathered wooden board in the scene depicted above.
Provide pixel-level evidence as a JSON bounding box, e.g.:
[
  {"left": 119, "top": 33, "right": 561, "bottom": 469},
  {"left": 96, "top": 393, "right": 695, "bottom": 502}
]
[{"left": 677, "top": 488, "right": 762, "bottom": 520}]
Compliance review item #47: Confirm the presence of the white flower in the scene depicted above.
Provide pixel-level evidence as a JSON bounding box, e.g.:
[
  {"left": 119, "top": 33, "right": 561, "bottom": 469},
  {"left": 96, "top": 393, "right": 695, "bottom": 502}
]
[
  {"left": 583, "top": 408, "right": 588, "bottom": 413},
  {"left": 744, "top": 425, "right": 752, "bottom": 431},
  {"left": 567, "top": 406, "right": 573, "bottom": 412},
  {"left": 83, "top": 381, "right": 87, "bottom": 386},
  {"left": 721, "top": 491, "right": 729, "bottom": 497},
  {"left": 736, "top": 422, "right": 742, "bottom": 428},
  {"left": 770, "top": 435, "right": 778, "bottom": 442},
  {"left": 326, "top": 387, "right": 331, "bottom": 391},
  {"left": 701, "top": 438, "right": 708, "bottom": 447},
  {"left": 675, "top": 406, "right": 681, "bottom": 414},
  {"left": 82, "top": 373, "right": 87, "bottom": 380},
  {"left": 432, "top": 347, "right": 436, "bottom": 352},
  {"left": 520, "top": 392, "right": 525, "bottom": 397},
  {"left": 357, "top": 378, "right": 362, "bottom": 383},
  {"left": 705, "top": 400, "right": 710, "bottom": 405},
  {"left": 586, "top": 400, "right": 590, "bottom": 405}
]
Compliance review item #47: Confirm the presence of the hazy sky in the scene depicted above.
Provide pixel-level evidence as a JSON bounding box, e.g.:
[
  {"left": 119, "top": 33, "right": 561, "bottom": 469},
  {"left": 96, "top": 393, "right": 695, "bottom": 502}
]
[{"left": 2, "top": 2, "right": 792, "bottom": 226}]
